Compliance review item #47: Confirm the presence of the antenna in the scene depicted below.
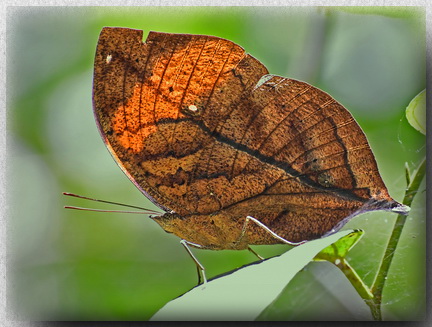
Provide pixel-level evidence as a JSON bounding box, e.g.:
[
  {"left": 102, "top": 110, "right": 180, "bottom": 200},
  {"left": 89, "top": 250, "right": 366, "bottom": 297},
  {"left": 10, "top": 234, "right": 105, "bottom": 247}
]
[{"left": 63, "top": 192, "right": 163, "bottom": 215}]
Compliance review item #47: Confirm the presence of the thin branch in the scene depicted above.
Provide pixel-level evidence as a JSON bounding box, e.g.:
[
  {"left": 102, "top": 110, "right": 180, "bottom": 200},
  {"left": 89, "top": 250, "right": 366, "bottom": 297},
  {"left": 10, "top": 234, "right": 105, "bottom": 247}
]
[
  {"left": 335, "top": 258, "right": 374, "bottom": 302},
  {"left": 368, "top": 157, "right": 426, "bottom": 320},
  {"left": 329, "top": 157, "right": 425, "bottom": 320}
]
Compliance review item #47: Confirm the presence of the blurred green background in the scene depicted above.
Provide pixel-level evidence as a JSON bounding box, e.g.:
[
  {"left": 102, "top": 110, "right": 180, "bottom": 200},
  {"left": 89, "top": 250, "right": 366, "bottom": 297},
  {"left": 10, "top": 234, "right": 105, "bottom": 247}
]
[{"left": 7, "top": 6, "right": 425, "bottom": 321}]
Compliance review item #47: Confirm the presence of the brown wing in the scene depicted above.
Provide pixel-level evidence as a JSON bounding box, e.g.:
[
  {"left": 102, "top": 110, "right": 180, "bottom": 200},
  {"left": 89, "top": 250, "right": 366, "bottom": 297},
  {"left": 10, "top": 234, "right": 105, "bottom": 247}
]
[
  {"left": 93, "top": 27, "right": 405, "bottom": 245},
  {"left": 93, "top": 27, "right": 269, "bottom": 214}
]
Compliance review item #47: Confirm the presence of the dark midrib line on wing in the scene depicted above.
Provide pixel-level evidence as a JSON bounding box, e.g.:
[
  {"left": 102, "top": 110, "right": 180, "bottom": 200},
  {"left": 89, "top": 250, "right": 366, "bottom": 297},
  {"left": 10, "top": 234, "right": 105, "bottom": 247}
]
[
  {"left": 183, "top": 201, "right": 355, "bottom": 219},
  {"left": 191, "top": 44, "right": 237, "bottom": 180},
  {"left": 152, "top": 117, "right": 367, "bottom": 204},
  {"left": 229, "top": 79, "right": 300, "bottom": 179}
]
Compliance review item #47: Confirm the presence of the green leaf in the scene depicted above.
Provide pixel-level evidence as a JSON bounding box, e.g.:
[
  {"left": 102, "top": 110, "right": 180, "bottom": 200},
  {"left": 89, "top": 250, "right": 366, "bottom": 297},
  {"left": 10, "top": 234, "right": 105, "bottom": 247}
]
[
  {"left": 257, "top": 261, "right": 373, "bottom": 320},
  {"left": 314, "top": 229, "right": 364, "bottom": 262},
  {"left": 406, "top": 89, "right": 426, "bottom": 135},
  {"left": 150, "top": 230, "right": 355, "bottom": 321}
]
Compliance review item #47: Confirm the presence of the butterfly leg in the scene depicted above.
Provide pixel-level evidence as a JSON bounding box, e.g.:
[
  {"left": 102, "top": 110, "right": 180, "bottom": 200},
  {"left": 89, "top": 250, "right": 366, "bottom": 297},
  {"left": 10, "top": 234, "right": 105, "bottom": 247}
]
[
  {"left": 247, "top": 246, "right": 264, "bottom": 260},
  {"left": 245, "top": 216, "right": 307, "bottom": 246},
  {"left": 236, "top": 217, "right": 265, "bottom": 259},
  {"left": 180, "top": 239, "right": 207, "bottom": 285}
]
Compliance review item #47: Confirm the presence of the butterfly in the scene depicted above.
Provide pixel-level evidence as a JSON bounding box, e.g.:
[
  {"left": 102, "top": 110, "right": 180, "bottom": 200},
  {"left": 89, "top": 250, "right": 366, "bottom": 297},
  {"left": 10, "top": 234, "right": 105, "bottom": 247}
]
[{"left": 91, "top": 27, "right": 408, "bottom": 281}]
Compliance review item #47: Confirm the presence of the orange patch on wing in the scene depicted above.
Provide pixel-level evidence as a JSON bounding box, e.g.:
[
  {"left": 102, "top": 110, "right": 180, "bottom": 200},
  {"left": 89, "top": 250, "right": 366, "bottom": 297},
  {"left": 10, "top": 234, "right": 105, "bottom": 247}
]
[{"left": 112, "top": 82, "right": 188, "bottom": 153}]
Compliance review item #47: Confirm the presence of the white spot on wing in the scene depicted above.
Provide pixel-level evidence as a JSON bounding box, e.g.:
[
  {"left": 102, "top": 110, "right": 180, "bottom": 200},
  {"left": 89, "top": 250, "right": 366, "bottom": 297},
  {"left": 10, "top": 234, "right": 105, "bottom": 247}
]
[
  {"left": 188, "top": 105, "right": 198, "bottom": 112},
  {"left": 106, "top": 54, "right": 112, "bottom": 64}
]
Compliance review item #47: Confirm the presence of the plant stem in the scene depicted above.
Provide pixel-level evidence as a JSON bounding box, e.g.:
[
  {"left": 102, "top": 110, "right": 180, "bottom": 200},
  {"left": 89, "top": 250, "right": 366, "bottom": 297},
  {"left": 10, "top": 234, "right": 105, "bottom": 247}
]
[
  {"left": 368, "top": 157, "right": 426, "bottom": 320},
  {"left": 335, "top": 258, "right": 374, "bottom": 301},
  {"left": 331, "top": 158, "right": 425, "bottom": 320}
]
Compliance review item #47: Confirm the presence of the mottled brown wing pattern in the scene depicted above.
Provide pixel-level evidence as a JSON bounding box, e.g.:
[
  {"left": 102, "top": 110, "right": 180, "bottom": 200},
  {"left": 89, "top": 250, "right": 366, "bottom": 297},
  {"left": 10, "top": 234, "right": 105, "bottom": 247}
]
[
  {"left": 93, "top": 28, "right": 270, "bottom": 216},
  {"left": 93, "top": 27, "right": 405, "bottom": 248}
]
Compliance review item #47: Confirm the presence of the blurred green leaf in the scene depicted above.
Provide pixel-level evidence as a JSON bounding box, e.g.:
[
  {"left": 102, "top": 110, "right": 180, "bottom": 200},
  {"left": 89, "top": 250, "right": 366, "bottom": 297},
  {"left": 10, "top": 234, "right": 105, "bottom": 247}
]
[
  {"left": 151, "top": 230, "right": 354, "bottom": 321},
  {"left": 406, "top": 89, "right": 426, "bottom": 135}
]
